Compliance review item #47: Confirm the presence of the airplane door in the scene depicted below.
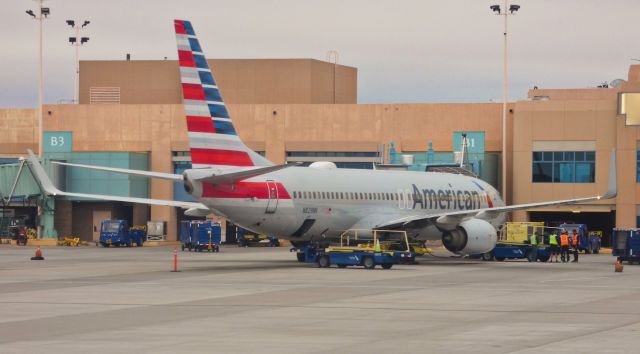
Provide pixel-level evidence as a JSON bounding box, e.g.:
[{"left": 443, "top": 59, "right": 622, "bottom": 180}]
[{"left": 265, "top": 180, "right": 278, "bottom": 214}]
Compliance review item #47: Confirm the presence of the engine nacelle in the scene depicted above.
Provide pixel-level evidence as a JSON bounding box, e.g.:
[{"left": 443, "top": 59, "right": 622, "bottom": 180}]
[
  {"left": 182, "top": 170, "right": 206, "bottom": 199},
  {"left": 442, "top": 218, "right": 497, "bottom": 255}
]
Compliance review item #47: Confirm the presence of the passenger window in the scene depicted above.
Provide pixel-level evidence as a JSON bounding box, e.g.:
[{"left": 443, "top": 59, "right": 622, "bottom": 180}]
[{"left": 312, "top": 192, "right": 316, "bottom": 199}]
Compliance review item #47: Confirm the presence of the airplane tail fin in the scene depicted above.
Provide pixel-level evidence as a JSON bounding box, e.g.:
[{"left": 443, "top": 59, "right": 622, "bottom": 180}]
[{"left": 174, "top": 19, "right": 272, "bottom": 169}]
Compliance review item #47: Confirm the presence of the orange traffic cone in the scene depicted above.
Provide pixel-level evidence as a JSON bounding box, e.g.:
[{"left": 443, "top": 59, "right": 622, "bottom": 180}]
[
  {"left": 614, "top": 261, "right": 623, "bottom": 273},
  {"left": 30, "top": 246, "right": 44, "bottom": 261}
]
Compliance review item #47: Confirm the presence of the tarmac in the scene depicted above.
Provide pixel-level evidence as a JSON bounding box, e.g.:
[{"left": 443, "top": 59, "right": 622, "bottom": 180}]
[{"left": 0, "top": 245, "right": 638, "bottom": 354}]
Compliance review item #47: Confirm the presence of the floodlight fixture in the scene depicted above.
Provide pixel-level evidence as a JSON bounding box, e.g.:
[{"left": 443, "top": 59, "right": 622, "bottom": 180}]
[
  {"left": 509, "top": 4, "right": 520, "bottom": 13},
  {"left": 26, "top": 10, "right": 36, "bottom": 18},
  {"left": 490, "top": 5, "right": 501, "bottom": 14},
  {"left": 41, "top": 7, "right": 50, "bottom": 17},
  {"left": 69, "top": 37, "right": 76, "bottom": 44},
  {"left": 82, "top": 20, "right": 90, "bottom": 27},
  {"left": 80, "top": 37, "right": 89, "bottom": 44},
  {"left": 66, "top": 20, "right": 75, "bottom": 27}
]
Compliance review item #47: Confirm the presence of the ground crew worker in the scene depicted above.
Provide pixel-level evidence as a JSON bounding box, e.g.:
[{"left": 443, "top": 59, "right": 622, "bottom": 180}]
[
  {"left": 560, "top": 230, "right": 570, "bottom": 263},
  {"left": 549, "top": 231, "right": 560, "bottom": 262},
  {"left": 528, "top": 232, "right": 539, "bottom": 262},
  {"left": 570, "top": 230, "right": 579, "bottom": 262}
]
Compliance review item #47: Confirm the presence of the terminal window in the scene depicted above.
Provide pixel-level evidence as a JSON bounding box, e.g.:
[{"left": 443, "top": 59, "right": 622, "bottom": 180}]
[{"left": 532, "top": 151, "right": 595, "bottom": 183}]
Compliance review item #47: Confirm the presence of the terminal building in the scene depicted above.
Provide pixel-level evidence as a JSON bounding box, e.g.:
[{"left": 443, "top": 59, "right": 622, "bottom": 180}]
[{"left": 1, "top": 57, "right": 640, "bottom": 246}]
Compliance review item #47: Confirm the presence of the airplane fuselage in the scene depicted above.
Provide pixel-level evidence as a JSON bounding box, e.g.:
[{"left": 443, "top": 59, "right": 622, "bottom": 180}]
[{"left": 188, "top": 166, "right": 506, "bottom": 242}]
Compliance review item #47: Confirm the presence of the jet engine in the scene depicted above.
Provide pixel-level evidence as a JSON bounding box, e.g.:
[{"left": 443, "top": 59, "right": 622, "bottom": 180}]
[
  {"left": 442, "top": 218, "right": 497, "bottom": 255},
  {"left": 182, "top": 170, "right": 204, "bottom": 199}
]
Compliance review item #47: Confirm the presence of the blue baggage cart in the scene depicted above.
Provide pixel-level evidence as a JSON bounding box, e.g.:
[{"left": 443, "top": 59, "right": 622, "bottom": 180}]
[
  {"left": 191, "top": 221, "right": 221, "bottom": 252},
  {"left": 179, "top": 220, "right": 193, "bottom": 251},
  {"left": 612, "top": 228, "right": 640, "bottom": 264}
]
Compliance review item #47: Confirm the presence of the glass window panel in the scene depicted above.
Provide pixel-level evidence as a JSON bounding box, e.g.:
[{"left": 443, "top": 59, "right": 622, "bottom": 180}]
[
  {"left": 575, "top": 151, "right": 585, "bottom": 161},
  {"left": 532, "top": 152, "right": 543, "bottom": 161},
  {"left": 543, "top": 152, "right": 553, "bottom": 161},
  {"left": 575, "top": 163, "right": 594, "bottom": 183},
  {"left": 554, "top": 162, "right": 574, "bottom": 183},
  {"left": 564, "top": 152, "right": 574, "bottom": 161},
  {"left": 532, "top": 162, "right": 553, "bottom": 182},
  {"left": 554, "top": 152, "right": 564, "bottom": 161},
  {"left": 585, "top": 151, "right": 595, "bottom": 161}
]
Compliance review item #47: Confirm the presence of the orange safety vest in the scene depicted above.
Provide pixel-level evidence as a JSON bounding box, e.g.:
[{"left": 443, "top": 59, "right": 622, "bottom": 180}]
[
  {"left": 560, "top": 234, "right": 569, "bottom": 246},
  {"left": 571, "top": 234, "right": 578, "bottom": 246}
]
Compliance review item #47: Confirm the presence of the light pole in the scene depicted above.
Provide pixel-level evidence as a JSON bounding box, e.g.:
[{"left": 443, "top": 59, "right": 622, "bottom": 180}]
[
  {"left": 490, "top": 2, "right": 520, "bottom": 204},
  {"left": 26, "top": 0, "right": 49, "bottom": 157},
  {"left": 66, "top": 20, "right": 90, "bottom": 104}
]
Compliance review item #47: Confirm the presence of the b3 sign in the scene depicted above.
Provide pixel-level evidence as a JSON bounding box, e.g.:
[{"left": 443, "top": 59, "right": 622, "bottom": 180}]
[{"left": 43, "top": 131, "right": 72, "bottom": 153}]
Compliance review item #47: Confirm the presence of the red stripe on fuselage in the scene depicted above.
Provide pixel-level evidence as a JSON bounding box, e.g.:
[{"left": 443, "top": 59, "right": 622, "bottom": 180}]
[
  {"left": 190, "top": 148, "right": 254, "bottom": 166},
  {"left": 202, "top": 181, "right": 291, "bottom": 199},
  {"left": 186, "top": 116, "right": 215, "bottom": 133}
]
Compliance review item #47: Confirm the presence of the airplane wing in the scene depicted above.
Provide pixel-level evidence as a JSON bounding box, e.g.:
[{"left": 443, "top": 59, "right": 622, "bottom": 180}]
[
  {"left": 51, "top": 160, "right": 299, "bottom": 185},
  {"left": 376, "top": 149, "right": 617, "bottom": 229},
  {"left": 26, "top": 150, "right": 209, "bottom": 211},
  {"left": 51, "top": 161, "right": 183, "bottom": 181}
]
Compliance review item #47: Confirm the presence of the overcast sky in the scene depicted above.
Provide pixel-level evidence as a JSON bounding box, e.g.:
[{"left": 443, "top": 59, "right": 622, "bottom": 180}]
[{"left": 1, "top": 0, "right": 638, "bottom": 107}]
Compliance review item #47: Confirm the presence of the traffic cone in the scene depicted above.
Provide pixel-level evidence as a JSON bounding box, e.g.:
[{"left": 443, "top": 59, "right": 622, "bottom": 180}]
[
  {"left": 31, "top": 246, "right": 44, "bottom": 261},
  {"left": 614, "top": 261, "right": 623, "bottom": 273}
]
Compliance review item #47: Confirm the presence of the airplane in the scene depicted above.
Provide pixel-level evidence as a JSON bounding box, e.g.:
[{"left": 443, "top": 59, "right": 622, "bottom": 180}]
[{"left": 25, "top": 19, "right": 617, "bottom": 257}]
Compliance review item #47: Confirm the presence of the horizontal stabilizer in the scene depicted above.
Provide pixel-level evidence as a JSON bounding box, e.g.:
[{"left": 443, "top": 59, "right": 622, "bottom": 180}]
[
  {"left": 26, "top": 150, "right": 208, "bottom": 211},
  {"left": 51, "top": 161, "right": 183, "bottom": 181}
]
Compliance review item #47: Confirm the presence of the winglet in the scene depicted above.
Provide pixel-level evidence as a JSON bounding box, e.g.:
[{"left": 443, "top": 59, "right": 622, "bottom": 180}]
[
  {"left": 600, "top": 148, "right": 617, "bottom": 199},
  {"left": 26, "top": 149, "right": 60, "bottom": 196}
]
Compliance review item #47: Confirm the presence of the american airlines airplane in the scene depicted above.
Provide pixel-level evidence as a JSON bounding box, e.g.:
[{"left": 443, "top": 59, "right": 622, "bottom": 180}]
[{"left": 26, "top": 20, "right": 617, "bottom": 257}]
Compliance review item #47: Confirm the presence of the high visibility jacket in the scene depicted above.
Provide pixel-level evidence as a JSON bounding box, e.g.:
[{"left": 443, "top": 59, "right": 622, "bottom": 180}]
[
  {"left": 571, "top": 235, "right": 578, "bottom": 246},
  {"left": 549, "top": 234, "right": 558, "bottom": 246},
  {"left": 529, "top": 234, "right": 538, "bottom": 246},
  {"left": 560, "top": 234, "right": 569, "bottom": 246}
]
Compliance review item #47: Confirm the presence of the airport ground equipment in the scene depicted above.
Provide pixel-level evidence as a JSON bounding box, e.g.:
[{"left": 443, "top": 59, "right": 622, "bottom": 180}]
[
  {"left": 237, "top": 227, "right": 279, "bottom": 247},
  {"left": 99, "top": 220, "right": 144, "bottom": 247},
  {"left": 293, "top": 229, "right": 413, "bottom": 269},
  {"left": 57, "top": 237, "right": 80, "bottom": 246},
  {"left": 588, "top": 231, "right": 602, "bottom": 254},
  {"left": 559, "top": 224, "right": 596, "bottom": 253},
  {"left": 190, "top": 221, "right": 221, "bottom": 252},
  {"left": 479, "top": 222, "right": 554, "bottom": 262},
  {"left": 612, "top": 228, "right": 640, "bottom": 264},
  {"left": 179, "top": 220, "right": 192, "bottom": 250}
]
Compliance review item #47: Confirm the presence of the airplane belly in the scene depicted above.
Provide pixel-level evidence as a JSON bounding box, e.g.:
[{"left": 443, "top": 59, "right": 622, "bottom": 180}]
[{"left": 204, "top": 197, "right": 300, "bottom": 237}]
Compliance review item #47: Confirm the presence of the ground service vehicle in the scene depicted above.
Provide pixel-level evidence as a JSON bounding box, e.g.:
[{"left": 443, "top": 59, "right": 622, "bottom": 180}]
[
  {"left": 294, "top": 230, "right": 413, "bottom": 269},
  {"left": 479, "top": 222, "right": 553, "bottom": 262},
  {"left": 99, "top": 220, "right": 144, "bottom": 247},
  {"left": 237, "top": 227, "right": 279, "bottom": 247},
  {"left": 612, "top": 228, "right": 640, "bottom": 264}
]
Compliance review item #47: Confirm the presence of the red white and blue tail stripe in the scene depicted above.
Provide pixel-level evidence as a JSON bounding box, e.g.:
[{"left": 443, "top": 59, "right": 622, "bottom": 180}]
[{"left": 174, "top": 19, "right": 272, "bottom": 169}]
